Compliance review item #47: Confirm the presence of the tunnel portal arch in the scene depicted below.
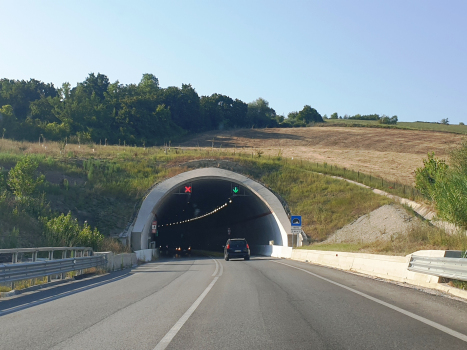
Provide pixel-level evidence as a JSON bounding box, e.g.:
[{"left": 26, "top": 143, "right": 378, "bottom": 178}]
[{"left": 131, "top": 168, "right": 290, "bottom": 252}]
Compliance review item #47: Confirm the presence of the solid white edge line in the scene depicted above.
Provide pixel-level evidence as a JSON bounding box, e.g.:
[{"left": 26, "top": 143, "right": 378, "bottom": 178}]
[
  {"left": 153, "top": 277, "right": 219, "bottom": 350},
  {"left": 217, "top": 259, "right": 223, "bottom": 277},
  {"left": 274, "top": 261, "right": 467, "bottom": 343},
  {"left": 211, "top": 257, "right": 219, "bottom": 277}
]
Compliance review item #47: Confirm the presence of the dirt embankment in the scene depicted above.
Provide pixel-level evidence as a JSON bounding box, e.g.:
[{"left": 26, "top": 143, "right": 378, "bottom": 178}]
[
  {"left": 180, "top": 127, "right": 464, "bottom": 185},
  {"left": 324, "top": 204, "right": 420, "bottom": 244}
]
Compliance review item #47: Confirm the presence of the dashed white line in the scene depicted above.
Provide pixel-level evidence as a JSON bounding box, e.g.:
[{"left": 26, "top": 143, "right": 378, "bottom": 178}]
[{"left": 153, "top": 277, "right": 219, "bottom": 350}]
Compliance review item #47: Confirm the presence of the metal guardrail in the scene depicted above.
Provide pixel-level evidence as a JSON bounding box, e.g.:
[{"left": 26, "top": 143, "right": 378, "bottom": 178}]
[
  {"left": 0, "top": 247, "right": 93, "bottom": 264},
  {"left": 408, "top": 255, "right": 467, "bottom": 282},
  {"left": 0, "top": 256, "right": 106, "bottom": 284}
]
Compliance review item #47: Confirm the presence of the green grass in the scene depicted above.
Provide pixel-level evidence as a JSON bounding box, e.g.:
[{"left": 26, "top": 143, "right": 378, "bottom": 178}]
[
  {"left": 450, "top": 280, "right": 467, "bottom": 290},
  {"left": 300, "top": 219, "right": 467, "bottom": 256},
  {"left": 260, "top": 165, "right": 391, "bottom": 241},
  {"left": 323, "top": 119, "right": 467, "bottom": 134},
  {"left": 298, "top": 243, "right": 366, "bottom": 252},
  {"left": 0, "top": 285, "right": 12, "bottom": 292},
  {"left": 0, "top": 139, "right": 421, "bottom": 249}
]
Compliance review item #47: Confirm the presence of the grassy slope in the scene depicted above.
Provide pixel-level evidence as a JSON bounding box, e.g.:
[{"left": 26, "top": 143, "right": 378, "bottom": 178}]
[
  {"left": 0, "top": 140, "right": 389, "bottom": 248},
  {"left": 323, "top": 119, "right": 467, "bottom": 134}
]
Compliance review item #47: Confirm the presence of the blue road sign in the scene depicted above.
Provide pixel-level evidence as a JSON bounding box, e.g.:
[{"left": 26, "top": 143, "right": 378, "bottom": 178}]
[{"left": 291, "top": 215, "right": 302, "bottom": 226}]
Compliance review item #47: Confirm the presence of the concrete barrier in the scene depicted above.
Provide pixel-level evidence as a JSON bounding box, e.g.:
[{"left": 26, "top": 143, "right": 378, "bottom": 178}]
[
  {"left": 289, "top": 249, "right": 467, "bottom": 300},
  {"left": 95, "top": 252, "right": 137, "bottom": 271},
  {"left": 255, "top": 245, "right": 292, "bottom": 258},
  {"left": 135, "top": 248, "right": 160, "bottom": 262}
]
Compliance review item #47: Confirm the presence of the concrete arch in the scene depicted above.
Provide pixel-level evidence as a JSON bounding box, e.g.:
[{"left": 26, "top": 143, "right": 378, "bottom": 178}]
[{"left": 131, "top": 167, "right": 290, "bottom": 251}]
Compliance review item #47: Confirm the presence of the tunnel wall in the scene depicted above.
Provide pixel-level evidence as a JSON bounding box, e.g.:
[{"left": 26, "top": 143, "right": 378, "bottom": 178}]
[{"left": 131, "top": 168, "right": 291, "bottom": 251}]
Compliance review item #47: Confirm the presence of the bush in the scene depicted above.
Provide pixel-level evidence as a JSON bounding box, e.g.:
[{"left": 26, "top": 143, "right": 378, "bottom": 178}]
[
  {"left": 7, "top": 156, "right": 45, "bottom": 199},
  {"left": 42, "top": 212, "right": 103, "bottom": 250},
  {"left": 416, "top": 143, "right": 467, "bottom": 229}
]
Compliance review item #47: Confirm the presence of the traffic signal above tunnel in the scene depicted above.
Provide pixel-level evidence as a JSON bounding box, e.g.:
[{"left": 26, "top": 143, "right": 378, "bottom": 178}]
[
  {"left": 231, "top": 183, "right": 247, "bottom": 196},
  {"left": 173, "top": 183, "right": 193, "bottom": 195}
]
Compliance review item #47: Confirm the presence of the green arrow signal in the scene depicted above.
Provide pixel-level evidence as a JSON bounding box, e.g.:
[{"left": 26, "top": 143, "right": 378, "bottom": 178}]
[{"left": 232, "top": 186, "right": 239, "bottom": 194}]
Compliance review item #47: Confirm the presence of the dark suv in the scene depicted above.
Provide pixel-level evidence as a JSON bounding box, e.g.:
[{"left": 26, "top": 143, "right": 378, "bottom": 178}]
[{"left": 224, "top": 238, "right": 250, "bottom": 261}]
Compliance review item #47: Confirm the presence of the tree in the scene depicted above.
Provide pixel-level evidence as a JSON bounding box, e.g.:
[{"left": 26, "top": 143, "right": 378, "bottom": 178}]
[
  {"left": 138, "top": 73, "right": 160, "bottom": 97},
  {"left": 440, "top": 118, "right": 449, "bottom": 125},
  {"left": 330, "top": 112, "right": 338, "bottom": 119},
  {"left": 79, "top": 73, "right": 110, "bottom": 101},
  {"left": 246, "top": 98, "right": 277, "bottom": 128},
  {"left": 162, "top": 84, "right": 202, "bottom": 131},
  {"left": 7, "top": 156, "right": 45, "bottom": 199},
  {"left": 297, "top": 105, "right": 323, "bottom": 124},
  {"left": 379, "top": 115, "right": 398, "bottom": 125}
]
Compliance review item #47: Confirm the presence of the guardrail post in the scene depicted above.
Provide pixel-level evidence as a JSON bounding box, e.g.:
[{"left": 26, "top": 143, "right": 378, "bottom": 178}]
[
  {"left": 78, "top": 250, "right": 83, "bottom": 276},
  {"left": 61, "top": 250, "right": 67, "bottom": 280},
  {"left": 12, "top": 253, "right": 17, "bottom": 263},
  {"left": 48, "top": 250, "right": 53, "bottom": 282}
]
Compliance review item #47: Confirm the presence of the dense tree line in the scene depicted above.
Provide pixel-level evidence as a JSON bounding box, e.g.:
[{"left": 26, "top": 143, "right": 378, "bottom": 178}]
[
  {"left": 326, "top": 112, "right": 398, "bottom": 124},
  {"left": 0, "top": 73, "right": 323, "bottom": 145}
]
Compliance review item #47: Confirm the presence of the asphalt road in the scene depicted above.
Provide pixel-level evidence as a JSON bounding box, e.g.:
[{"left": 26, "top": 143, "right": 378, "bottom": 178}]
[{"left": 0, "top": 256, "right": 466, "bottom": 350}]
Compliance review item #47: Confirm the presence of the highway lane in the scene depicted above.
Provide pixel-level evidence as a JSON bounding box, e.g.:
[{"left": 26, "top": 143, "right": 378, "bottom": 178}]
[{"left": 0, "top": 256, "right": 466, "bottom": 349}]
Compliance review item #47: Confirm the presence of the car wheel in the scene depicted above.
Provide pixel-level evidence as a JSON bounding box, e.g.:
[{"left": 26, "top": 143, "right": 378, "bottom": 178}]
[{"left": 244, "top": 256, "right": 250, "bottom": 260}]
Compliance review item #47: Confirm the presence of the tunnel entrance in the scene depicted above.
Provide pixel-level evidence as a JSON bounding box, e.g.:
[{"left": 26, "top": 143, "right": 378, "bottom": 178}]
[
  {"left": 154, "top": 179, "right": 274, "bottom": 252},
  {"left": 130, "top": 168, "right": 290, "bottom": 253}
]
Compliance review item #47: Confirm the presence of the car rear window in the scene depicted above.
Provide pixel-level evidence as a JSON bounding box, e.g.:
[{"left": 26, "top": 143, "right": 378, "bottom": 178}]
[{"left": 229, "top": 240, "right": 246, "bottom": 248}]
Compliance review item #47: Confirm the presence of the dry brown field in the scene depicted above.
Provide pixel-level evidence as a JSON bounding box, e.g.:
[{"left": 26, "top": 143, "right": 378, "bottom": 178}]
[{"left": 180, "top": 127, "right": 466, "bottom": 185}]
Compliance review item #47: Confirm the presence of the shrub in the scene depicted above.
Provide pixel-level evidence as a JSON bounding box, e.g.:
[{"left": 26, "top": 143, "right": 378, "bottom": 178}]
[
  {"left": 42, "top": 212, "right": 103, "bottom": 250},
  {"left": 7, "top": 156, "right": 45, "bottom": 199},
  {"left": 416, "top": 143, "right": 467, "bottom": 229}
]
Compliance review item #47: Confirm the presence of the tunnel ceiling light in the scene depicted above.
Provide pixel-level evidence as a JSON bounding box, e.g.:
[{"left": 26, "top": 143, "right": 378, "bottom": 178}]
[{"left": 161, "top": 199, "right": 233, "bottom": 227}]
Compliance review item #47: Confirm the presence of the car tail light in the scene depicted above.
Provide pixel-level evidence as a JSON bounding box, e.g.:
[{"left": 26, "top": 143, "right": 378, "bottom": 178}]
[
  {"left": 246, "top": 244, "right": 249, "bottom": 249},
  {"left": 226, "top": 244, "right": 230, "bottom": 249}
]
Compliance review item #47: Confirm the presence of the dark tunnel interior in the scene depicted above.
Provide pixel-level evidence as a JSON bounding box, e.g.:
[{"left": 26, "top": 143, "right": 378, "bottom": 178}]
[{"left": 152, "top": 179, "right": 279, "bottom": 253}]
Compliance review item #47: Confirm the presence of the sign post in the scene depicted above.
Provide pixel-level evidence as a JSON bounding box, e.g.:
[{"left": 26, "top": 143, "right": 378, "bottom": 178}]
[{"left": 290, "top": 215, "right": 302, "bottom": 248}]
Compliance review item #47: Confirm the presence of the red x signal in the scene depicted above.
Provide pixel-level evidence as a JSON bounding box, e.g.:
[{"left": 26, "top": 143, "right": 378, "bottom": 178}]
[{"left": 185, "top": 186, "right": 192, "bottom": 193}]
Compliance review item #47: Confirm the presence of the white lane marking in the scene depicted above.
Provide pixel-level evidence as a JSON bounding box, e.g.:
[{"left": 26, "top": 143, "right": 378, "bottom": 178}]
[
  {"left": 153, "top": 277, "right": 219, "bottom": 350},
  {"left": 211, "top": 258, "right": 219, "bottom": 277},
  {"left": 217, "top": 259, "right": 223, "bottom": 277},
  {"left": 274, "top": 261, "right": 467, "bottom": 343}
]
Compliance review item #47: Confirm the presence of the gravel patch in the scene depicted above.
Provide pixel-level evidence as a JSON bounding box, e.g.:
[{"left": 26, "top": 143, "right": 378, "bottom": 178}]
[{"left": 325, "top": 204, "right": 420, "bottom": 244}]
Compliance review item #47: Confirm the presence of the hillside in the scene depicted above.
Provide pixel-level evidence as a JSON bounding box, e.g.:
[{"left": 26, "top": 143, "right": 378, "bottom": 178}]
[{"left": 180, "top": 127, "right": 465, "bottom": 185}]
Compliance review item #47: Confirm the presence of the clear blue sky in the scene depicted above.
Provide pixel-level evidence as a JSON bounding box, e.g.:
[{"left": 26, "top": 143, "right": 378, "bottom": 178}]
[{"left": 1, "top": 0, "right": 466, "bottom": 123}]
